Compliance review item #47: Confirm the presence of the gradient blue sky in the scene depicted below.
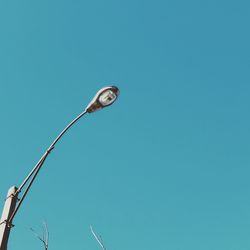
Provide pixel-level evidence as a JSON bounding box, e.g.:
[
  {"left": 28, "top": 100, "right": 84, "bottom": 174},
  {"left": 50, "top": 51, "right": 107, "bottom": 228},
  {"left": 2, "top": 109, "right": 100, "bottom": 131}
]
[{"left": 0, "top": 0, "right": 250, "bottom": 249}]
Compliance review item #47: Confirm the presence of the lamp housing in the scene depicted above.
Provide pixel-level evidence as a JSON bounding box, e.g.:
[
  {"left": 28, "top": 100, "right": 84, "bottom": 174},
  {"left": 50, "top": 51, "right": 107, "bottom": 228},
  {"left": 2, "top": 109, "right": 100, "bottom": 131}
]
[{"left": 86, "top": 86, "right": 119, "bottom": 113}]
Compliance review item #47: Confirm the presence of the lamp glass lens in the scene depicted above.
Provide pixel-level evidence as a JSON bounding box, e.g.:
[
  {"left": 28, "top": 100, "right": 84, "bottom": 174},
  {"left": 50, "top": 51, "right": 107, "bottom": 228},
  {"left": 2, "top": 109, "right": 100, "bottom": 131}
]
[{"left": 99, "top": 90, "right": 117, "bottom": 106}]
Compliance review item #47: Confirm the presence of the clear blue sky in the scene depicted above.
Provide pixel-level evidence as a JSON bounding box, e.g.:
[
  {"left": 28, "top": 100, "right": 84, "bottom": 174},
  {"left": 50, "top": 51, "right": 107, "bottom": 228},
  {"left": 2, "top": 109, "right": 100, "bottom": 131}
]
[{"left": 0, "top": 0, "right": 249, "bottom": 249}]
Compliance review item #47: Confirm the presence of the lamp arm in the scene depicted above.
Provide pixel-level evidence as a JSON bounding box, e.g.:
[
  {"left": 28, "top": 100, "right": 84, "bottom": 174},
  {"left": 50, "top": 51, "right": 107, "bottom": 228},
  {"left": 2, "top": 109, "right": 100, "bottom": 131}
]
[{"left": 8, "top": 109, "right": 88, "bottom": 223}]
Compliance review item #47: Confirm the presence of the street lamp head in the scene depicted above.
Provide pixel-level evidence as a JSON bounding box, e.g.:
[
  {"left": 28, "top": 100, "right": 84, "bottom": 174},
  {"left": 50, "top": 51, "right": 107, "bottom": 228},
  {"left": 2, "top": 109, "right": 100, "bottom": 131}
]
[{"left": 86, "top": 86, "right": 120, "bottom": 113}]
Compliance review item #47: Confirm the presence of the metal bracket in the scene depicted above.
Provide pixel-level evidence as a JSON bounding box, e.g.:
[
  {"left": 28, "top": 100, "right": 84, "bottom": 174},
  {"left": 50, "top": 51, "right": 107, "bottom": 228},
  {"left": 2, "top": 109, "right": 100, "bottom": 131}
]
[{"left": 0, "top": 220, "right": 14, "bottom": 228}]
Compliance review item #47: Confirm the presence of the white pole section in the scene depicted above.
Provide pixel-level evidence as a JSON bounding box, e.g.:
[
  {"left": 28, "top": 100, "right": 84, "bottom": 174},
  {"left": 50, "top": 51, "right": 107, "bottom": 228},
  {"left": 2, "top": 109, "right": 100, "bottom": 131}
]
[{"left": 0, "top": 186, "right": 18, "bottom": 250}]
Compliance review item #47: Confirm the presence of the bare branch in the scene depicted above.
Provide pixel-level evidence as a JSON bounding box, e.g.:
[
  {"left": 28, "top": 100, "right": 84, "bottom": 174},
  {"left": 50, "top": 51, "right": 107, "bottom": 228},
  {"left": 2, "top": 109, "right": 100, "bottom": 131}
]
[
  {"left": 90, "top": 225, "right": 106, "bottom": 250},
  {"left": 43, "top": 221, "right": 49, "bottom": 247},
  {"left": 30, "top": 222, "right": 49, "bottom": 250},
  {"left": 30, "top": 227, "right": 44, "bottom": 242}
]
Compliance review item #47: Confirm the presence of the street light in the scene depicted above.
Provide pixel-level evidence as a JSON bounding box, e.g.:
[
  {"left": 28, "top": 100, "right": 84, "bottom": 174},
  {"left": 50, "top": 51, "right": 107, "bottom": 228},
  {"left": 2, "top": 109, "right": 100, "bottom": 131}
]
[
  {"left": 0, "top": 86, "right": 120, "bottom": 250},
  {"left": 86, "top": 86, "right": 119, "bottom": 113}
]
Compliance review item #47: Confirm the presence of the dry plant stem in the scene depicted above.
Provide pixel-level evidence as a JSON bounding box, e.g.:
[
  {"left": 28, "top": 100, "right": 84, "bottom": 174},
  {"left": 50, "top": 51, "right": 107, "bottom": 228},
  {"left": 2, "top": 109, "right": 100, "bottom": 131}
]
[
  {"left": 90, "top": 225, "right": 106, "bottom": 250},
  {"left": 30, "top": 222, "right": 49, "bottom": 250}
]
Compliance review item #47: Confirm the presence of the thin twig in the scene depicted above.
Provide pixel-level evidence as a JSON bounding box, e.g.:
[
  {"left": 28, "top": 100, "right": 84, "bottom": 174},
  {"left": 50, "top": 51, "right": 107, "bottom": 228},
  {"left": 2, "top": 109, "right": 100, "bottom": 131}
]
[
  {"left": 90, "top": 225, "right": 106, "bottom": 250},
  {"left": 43, "top": 221, "right": 49, "bottom": 247},
  {"left": 30, "top": 222, "right": 49, "bottom": 250}
]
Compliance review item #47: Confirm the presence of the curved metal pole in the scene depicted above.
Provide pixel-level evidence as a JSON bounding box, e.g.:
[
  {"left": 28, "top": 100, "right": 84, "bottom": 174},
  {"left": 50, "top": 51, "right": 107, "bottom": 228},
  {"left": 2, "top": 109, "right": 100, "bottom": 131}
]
[
  {"left": 17, "top": 109, "right": 88, "bottom": 194},
  {"left": 8, "top": 109, "right": 88, "bottom": 223}
]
